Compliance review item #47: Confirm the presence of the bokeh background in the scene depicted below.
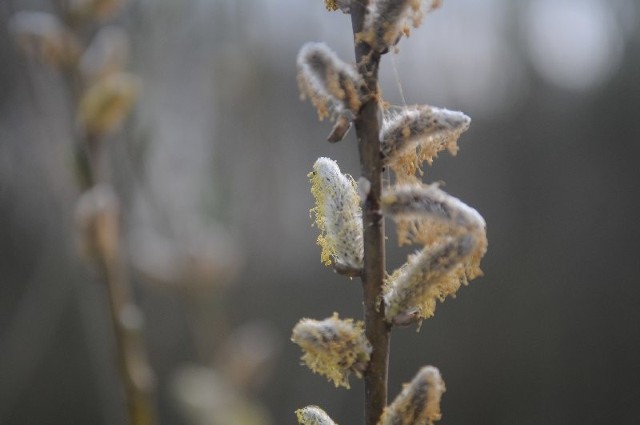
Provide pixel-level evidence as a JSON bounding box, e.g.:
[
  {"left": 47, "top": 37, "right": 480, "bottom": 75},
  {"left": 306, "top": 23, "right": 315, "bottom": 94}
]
[{"left": 1, "top": 0, "right": 640, "bottom": 424}]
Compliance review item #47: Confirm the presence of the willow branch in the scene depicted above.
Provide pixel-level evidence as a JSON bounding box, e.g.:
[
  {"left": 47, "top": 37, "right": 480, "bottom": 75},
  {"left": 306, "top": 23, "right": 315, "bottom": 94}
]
[{"left": 350, "top": 3, "right": 390, "bottom": 425}]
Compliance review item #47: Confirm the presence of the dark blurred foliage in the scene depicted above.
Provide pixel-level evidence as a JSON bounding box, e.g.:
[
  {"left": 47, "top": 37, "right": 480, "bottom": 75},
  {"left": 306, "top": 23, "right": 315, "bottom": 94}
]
[{"left": 1, "top": 1, "right": 640, "bottom": 425}]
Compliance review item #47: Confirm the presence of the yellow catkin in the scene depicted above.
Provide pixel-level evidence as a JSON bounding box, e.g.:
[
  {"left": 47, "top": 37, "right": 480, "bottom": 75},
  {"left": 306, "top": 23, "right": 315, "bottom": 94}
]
[
  {"left": 380, "top": 105, "right": 471, "bottom": 181},
  {"left": 381, "top": 183, "right": 487, "bottom": 324},
  {"left": 324, "top": 0, "right": 339, "bottom": 11},
  {"left": 291, "top": 313, "right": 371, "bottom": 389},
  {"left": 309, "top": 157, "right": 364, "bottom": 272},
  {"left": 378, "top": 366, "right": 446, "bottom": 425},
  {"left": 296, "top": 405, "right": 338, "bottom": 425},
  {"left": 360, "top": 0, "right": 442, "bottom": 53},
  {"left": 78, "top": 72, "right": 139, "bottom": 136},
  {"left": 297, "top": 42, "right": 365, "bottom": 122}
]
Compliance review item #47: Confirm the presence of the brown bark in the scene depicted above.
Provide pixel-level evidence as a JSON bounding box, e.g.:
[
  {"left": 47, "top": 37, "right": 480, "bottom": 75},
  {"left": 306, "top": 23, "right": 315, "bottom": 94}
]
[{"left": 350, "top": 3, "right": 391, "bottom": 425}]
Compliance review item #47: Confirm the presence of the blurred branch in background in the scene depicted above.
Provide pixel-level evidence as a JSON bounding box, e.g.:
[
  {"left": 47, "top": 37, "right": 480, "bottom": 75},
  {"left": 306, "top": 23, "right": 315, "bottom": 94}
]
[
  {"left": 9, "top": 1, "right": 156, "bottom": 424},
  {"left": 2, "top": 1, "right": 279, "bottom": 425}
]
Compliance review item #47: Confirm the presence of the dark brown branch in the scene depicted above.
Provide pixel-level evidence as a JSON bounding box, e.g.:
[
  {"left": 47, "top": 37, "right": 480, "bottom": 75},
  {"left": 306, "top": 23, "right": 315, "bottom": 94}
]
[{"left": 350, "top": 2, "right": 391, "bottom": 425}]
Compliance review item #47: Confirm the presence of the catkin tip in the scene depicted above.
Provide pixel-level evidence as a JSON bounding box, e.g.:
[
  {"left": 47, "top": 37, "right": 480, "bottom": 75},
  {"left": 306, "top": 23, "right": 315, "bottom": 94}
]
[
  {"left": 379, "top": 365, "right": 446, "bottom": 425},
  {"left": 381, "top": 105, "right": 471, "bottom": 179},
  {"left": 296, "top": 405, "right": 338, "bottom": 425}
]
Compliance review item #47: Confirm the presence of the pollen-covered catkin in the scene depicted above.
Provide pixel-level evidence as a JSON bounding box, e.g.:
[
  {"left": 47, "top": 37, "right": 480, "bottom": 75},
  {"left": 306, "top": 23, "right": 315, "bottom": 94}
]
[
  {"left": 381, "top": 184, "right": 487, "bottom": 324},
  {"left": 380, "top": 105, "right": 471, "bottom": 179},
  {"left": 383, "top": 234, "right": 478, "bottom": 324},
  {"left": 297, "top": 42, "right": 365, "bottom": 121},
  {"left": 291, "top": 313, "right": 372, "bottom": 388},
  {"left": 378, "top": 366, "right": 446, "bottom": 425},
  {"left": 381, "top": 183, "right": 485, "bottom": 233},
  {"left": 381, "top": 183, "right": 487, "bottom": 251},
  {"left": 296, "top": 405, "right": 338, "bottom": 425},
  {"left": 309, "top": 157, "right": 364, "bottom": 273},
  {"left": 361, "top": 0, "right": 442, "bottom": 53}
]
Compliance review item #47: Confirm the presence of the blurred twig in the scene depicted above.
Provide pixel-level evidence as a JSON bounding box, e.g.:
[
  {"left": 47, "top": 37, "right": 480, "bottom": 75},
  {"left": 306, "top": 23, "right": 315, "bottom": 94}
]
[{"left": 24, "top": 1, "right": 159, "bottom": 422}]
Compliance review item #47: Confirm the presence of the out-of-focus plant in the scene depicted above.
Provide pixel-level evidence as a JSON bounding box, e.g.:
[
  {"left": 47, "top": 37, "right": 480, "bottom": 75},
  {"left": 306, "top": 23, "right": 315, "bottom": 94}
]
[
  {"left": 10, "top": 2, "right": 279, "bottom": 425},
  {"left": 292, "top": 1, "right": 487, "bottom": 424},
  {"left": 10, "top": 0, "right": 277, "bottom": 425},
  {"left": 9, "top": 2, "right": 154, "bottom": 424}
]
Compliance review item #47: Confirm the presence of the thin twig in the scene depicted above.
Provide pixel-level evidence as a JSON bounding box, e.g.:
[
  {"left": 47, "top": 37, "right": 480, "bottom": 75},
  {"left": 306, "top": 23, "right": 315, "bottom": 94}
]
[{"left": 350, "top": 2, "right": 391, "bottom": 424}]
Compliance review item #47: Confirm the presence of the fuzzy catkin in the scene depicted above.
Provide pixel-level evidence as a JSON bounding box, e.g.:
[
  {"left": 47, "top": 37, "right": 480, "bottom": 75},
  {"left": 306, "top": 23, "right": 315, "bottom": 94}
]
[
  {"left": 361, "top": 0, "right": 442, "bottom": 53},
  {"left": 309, "top": 157, "right": 364, "bottom": 272},
  {"left": 291, "top": 313, "right": 371, "bottom": 388},
  {"left": 381, "top": 184, "right": 487, "bottom": 323},
  {"left": 383, "top": 234, "right": 477, "bottom": 323},
  {"left": 380, "top": 105, "right": 471, "bottom": 179},
  {"left": 381, "top": 183, "right": 485, "bottom": 232},
  {"left": 324, "top": 0, "right": 351, "bottom": 13},
  {"left": 378, "top": 366, "right": 446, "bottom": 425},
  {"left": 297, "top": 42, "right": 365, "bottom": 121},
  {"left": 296, "top": 405, "right": 338, "bottom": 425}
]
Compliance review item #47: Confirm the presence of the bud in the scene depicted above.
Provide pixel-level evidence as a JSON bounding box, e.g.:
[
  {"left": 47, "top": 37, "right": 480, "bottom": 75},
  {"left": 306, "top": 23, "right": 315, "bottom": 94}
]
[
  {"left": 380, "top": 105, "right": 470, "bottom": 179},
  {"left": 309, "top": 157, "right": 364, "bottom": 274},
  {"left": 361, "top": 0, "right": 442, "bottom": 53},
  {"left": 297, "top": 42, "right": 365, "bottom": 122},
  {"left": 75, "top": 184, "right": 120, "bottom": 263},
  {"left": 326, "top": 114, "right": 352, "bottom": 143},
  {"left": 379, "top": 366, "right": 446, "bottom": 425},
  {"left": 77, "top": 72, "right": 139, "bottom": 136},
  {"left": 291, "top": 313, "right": 371, "bottom": 388},
  {"left": 296, "top": 405, "right": 337, "bottom": 425},
  {"left": 9, "top": 11, "right": 81, "bottom": 69},
  {"left": 80, "top": 26, "right": 130, "bottom": 83}
]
